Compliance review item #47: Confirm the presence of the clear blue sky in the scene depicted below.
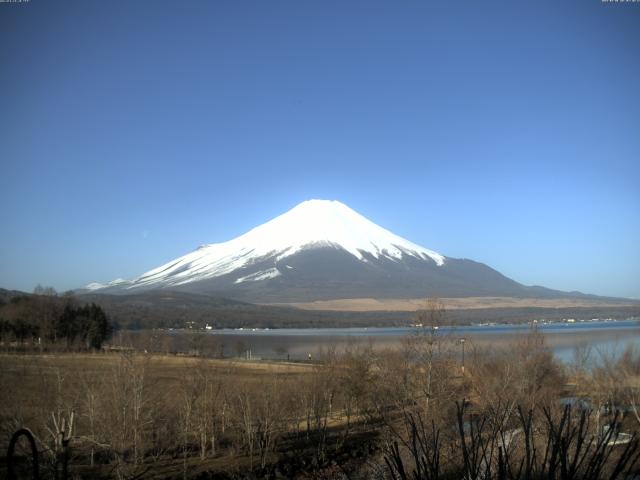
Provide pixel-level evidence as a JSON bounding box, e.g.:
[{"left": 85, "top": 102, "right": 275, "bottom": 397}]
[{"left": 1, "top": 1, "right": 638, "bottom": 298}]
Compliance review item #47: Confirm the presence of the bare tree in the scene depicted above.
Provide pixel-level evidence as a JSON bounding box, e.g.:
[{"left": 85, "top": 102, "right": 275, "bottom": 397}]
[
  {"left": 610, "top": 346, "right": 640, "bottom": 427},
  {"left": 102, "top": 354, "right": 154, "bottom": 478},
  {"left": 299, "top": 347, "right": 339, "bottom": 462},
  {"left": 179, "top": 359, "right": 226, "bottom": 460}
]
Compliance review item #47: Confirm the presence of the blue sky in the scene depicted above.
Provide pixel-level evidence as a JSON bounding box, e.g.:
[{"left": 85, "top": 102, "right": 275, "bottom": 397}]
[{"left": 1, "top": 1, "right": 639, "bottom": 298}]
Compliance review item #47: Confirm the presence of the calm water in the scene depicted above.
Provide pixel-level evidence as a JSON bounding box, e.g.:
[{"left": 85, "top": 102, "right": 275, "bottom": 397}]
[{"left": 206, "top": 319, "right": 640, "bottom": 363}]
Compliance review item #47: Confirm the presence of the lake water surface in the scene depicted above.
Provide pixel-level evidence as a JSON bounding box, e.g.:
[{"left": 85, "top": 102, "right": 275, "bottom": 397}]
[{"left": 207, "top": 319, "right": 640, "bottom": 364}]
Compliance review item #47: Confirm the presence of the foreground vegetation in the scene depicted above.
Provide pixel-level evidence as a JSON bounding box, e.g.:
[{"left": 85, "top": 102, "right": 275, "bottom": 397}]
[{"left": 2, "top": 324, "right": 640, "bottom": 479}]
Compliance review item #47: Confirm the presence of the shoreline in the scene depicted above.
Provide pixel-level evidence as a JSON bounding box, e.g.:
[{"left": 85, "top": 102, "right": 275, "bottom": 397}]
[{"left": 170, "top": 317, "right": 639, "bottom": 335}]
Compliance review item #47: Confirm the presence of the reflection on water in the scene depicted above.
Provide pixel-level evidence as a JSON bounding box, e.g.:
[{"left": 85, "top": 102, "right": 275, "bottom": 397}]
[{"left": 204, "top": 319, "right": 640, "bottom": 363}]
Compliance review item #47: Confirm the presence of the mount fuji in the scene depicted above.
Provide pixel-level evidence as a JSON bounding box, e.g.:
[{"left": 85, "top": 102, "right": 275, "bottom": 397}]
[{"left": 82, "top": 200, "right": 578, "bottom": 302}]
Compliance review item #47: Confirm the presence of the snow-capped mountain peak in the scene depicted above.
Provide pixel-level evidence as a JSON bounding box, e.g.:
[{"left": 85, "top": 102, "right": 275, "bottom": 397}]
[
  {"left": 240, "top": 199, "right": 445, "bottom": 264},
  {"left": 80, "top": 200, "right": 584, "bottom": 303},
  {"left": 84, "top": 199, "right": 445, "bottom": 291}
]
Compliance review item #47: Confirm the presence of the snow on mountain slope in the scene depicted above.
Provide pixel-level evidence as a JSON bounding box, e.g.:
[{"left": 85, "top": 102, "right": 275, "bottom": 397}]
[
  {"left": 88, "top": 200, "right": 445, "bottom": 291},
  {"left": 84, "top": 278, "right": 132, "bottom": 291}
]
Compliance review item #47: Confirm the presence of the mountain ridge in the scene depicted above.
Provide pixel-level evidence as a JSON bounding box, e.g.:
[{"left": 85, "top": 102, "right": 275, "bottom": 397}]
[{"left": 81, "top": 200, "right": 605, "bottom": 302}]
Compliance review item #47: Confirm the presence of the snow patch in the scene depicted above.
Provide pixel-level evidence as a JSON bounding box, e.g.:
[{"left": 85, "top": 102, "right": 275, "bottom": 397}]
[
  {"left": 234, "top": 268, "right": 281, "bottom": 284},
  {"left": 84, "top": 278, "right": 131, "bottom": 290}
]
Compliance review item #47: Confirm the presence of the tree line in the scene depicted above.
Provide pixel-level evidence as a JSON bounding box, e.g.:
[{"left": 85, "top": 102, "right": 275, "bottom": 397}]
[{"left": 0, "top": 287, "right": 113, "bottom": 350}]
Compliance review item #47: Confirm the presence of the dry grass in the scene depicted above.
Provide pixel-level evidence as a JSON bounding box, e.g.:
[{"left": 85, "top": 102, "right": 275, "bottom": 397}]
[
  {"left": 267, "top": 296, "right": 638, "bottom": 311},
  {"left": 0, "top": 352, "right": 313, "bottom": 388}
]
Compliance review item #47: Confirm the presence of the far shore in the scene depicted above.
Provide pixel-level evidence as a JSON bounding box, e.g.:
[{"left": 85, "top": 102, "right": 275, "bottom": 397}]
[{"left": 266, "top": 296, "right": 640, "bottom": 312}]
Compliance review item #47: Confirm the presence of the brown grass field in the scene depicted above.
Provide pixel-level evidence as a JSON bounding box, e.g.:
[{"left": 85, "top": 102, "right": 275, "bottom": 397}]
[
  {"left": 267, "top": 296, "right": 639, "bottom": 311},
  {"left": 2, "top": 332, "right": 640, "bottom": 479},
  {"left": 0, "top": 353, "right": 330, "bottom": 479}
]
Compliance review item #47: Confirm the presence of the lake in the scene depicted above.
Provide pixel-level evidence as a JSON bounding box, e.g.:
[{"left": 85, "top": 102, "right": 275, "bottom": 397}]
[{"left": 205, "top": 319, "right": 640, "bottom": 364}]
